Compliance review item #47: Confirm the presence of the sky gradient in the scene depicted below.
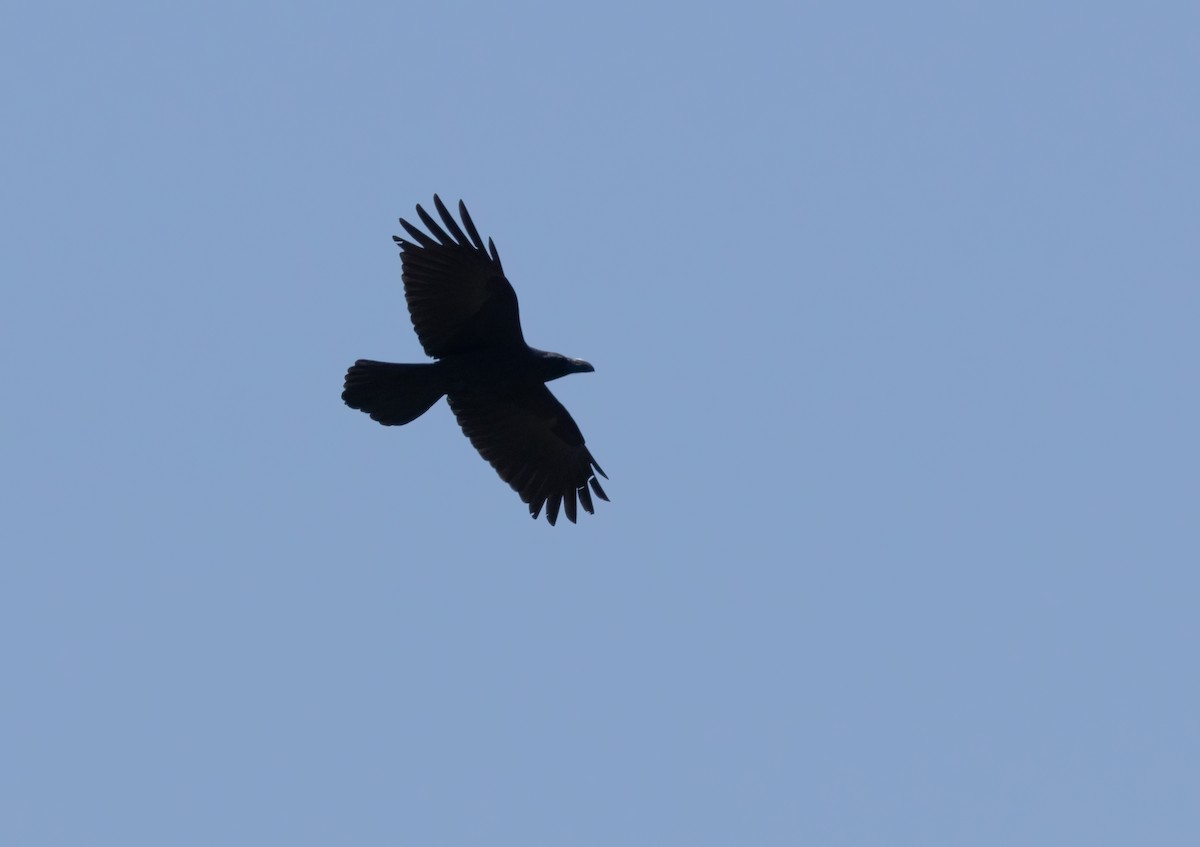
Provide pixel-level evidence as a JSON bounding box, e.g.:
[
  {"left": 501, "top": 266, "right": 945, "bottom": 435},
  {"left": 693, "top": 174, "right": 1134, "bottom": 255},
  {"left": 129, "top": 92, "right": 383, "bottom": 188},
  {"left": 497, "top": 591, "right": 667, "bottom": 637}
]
[{"left": 4, "top": 1, "right": 1198, "bottom": 844}]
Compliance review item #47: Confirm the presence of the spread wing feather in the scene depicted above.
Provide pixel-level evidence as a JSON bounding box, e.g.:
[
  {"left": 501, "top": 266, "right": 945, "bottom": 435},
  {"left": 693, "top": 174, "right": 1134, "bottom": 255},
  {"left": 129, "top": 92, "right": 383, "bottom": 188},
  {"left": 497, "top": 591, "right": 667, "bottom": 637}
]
[
  {"left": 394, "top": 196, "right": 524, "bottom": 358},
  {"left": 447, "top": 385, "right": 608, "bottom": 525}
]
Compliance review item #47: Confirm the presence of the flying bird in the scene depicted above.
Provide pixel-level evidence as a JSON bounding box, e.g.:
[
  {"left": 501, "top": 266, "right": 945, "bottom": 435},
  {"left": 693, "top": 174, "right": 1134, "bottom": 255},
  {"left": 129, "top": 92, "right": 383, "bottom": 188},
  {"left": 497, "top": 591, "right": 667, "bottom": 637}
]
[{"left": 342, "top": 196, "right": 608, "bottom": 525}]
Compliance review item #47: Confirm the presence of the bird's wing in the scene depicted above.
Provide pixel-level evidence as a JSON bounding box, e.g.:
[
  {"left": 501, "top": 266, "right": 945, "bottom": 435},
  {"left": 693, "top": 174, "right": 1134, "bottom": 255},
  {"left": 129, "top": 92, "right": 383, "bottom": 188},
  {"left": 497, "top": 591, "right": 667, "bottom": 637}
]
[
  {"left": 394, "top": 196, "right": 525, "bottom": 358},
  {"left": 447, "top": 384, "right": 608, "bottom": 525}
]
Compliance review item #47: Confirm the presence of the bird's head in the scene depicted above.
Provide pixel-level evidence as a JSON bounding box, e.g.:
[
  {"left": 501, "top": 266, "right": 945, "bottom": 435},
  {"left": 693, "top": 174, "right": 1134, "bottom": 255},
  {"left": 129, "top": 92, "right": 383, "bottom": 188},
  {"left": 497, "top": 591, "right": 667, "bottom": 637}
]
[{"left": 536, "top": 351, "right": 594, "bottom": 382}]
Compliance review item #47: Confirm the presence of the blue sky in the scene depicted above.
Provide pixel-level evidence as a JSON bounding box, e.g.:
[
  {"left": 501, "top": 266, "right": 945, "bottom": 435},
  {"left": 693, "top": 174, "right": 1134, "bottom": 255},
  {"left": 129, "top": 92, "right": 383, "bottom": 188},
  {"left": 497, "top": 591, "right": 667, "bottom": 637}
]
[{"left": 3, "top": 1, "right": 1198, "bottom": 844}]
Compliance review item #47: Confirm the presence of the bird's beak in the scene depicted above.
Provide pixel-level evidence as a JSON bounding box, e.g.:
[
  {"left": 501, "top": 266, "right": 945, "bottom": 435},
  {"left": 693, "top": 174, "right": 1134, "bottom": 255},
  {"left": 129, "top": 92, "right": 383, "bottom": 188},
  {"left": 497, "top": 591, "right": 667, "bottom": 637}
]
[{"left": 573, "top": 359, "right": 595, "bottom": 373}]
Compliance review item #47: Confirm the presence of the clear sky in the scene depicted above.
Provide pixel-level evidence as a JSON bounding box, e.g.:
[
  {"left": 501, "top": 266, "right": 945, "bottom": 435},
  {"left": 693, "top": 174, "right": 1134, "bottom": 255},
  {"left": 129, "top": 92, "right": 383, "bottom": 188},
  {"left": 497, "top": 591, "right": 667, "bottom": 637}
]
[{"left": 3, "top": 1, "right": 1198, "bottom": 844}]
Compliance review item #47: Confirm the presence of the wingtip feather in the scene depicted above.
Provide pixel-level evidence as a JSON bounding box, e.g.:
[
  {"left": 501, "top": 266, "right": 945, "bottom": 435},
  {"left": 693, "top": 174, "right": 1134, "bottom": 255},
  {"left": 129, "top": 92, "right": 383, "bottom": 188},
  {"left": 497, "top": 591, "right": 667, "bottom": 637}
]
[{"left": 457, "top": 200, "right": 488, "bottom": 251}]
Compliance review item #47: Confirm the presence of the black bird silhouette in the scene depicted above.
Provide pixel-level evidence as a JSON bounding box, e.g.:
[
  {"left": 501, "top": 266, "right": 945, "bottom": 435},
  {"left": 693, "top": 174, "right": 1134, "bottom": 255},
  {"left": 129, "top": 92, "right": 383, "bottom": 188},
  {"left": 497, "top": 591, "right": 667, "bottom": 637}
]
[{"left": 342, "top": 196, "right": 608, "bottom": 525}]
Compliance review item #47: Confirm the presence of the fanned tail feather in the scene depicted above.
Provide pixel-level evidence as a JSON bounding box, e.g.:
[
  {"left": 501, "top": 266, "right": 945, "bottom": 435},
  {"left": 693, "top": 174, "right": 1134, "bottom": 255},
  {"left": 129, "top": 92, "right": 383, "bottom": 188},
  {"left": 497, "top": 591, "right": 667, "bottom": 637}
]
[{"left": 342, "top": 360, "right": 446, "bottom": 426}]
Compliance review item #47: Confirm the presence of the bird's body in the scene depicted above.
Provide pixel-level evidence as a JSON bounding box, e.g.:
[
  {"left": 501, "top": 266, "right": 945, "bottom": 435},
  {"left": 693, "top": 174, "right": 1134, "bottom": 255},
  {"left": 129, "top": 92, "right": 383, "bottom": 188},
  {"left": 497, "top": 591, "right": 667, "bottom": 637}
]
[{"left": 342, "top": 196, "right": 607, "bottom": 525}]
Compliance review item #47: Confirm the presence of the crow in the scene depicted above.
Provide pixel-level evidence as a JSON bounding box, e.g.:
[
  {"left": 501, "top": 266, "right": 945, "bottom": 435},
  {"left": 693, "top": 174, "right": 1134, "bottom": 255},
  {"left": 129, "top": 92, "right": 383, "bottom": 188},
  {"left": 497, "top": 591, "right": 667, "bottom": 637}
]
[{"left": 342, "top": 196, "right": 608, "bottom": 525}]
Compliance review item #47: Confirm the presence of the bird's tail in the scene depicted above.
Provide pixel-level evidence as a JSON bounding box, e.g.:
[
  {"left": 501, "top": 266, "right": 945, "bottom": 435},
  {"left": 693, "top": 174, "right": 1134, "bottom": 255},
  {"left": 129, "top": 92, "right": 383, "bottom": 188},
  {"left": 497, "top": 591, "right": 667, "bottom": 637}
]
[{"left": 342, "top": 360, "right": 447, "bottom": 425}]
